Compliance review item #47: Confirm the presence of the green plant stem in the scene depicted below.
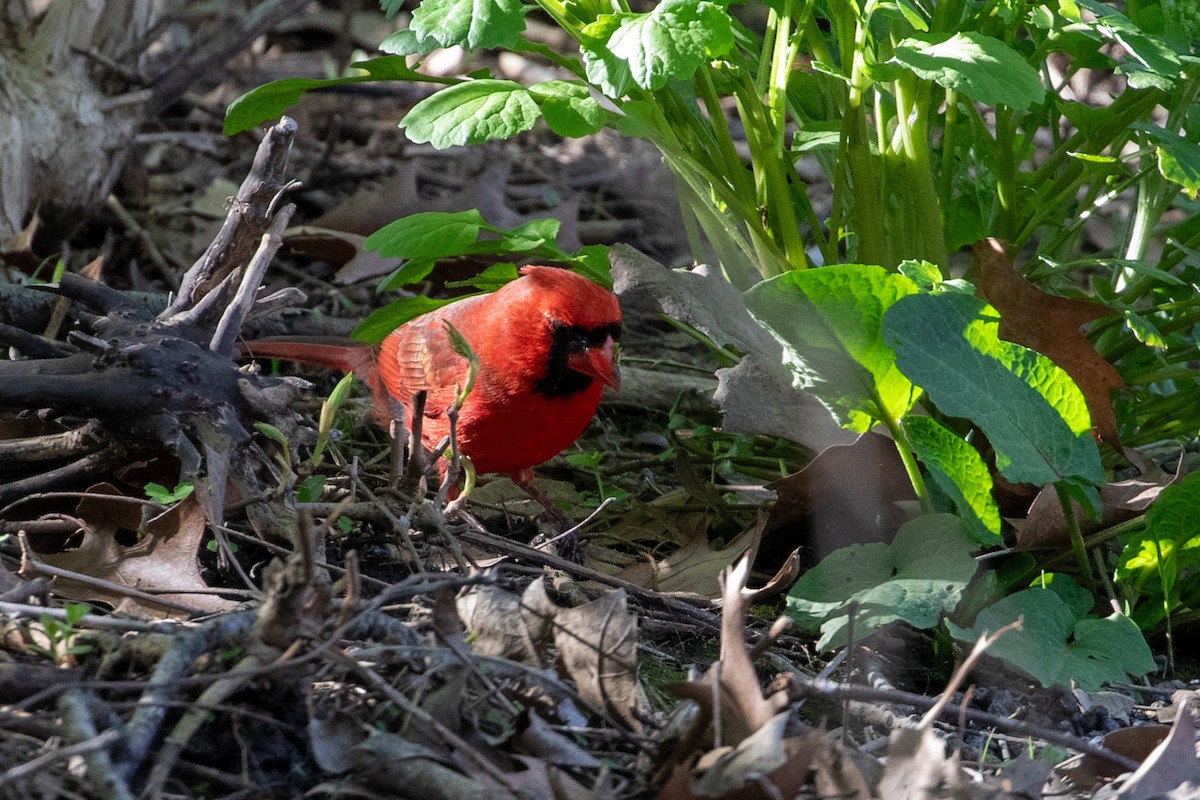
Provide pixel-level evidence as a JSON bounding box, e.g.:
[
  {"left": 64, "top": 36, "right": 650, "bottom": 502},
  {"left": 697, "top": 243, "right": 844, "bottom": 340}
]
[
  {"left": 840, "top": 1, "right": 886, "bottom": 266},
  {"left": 1055, "top": 482, "right": 1097, "bottom": 594},
  {"left": 891, "top": 69, "right": 947, "bottom": 268},
  {"left": 883, "top": 413, "right": 934, "bottom": 515}
]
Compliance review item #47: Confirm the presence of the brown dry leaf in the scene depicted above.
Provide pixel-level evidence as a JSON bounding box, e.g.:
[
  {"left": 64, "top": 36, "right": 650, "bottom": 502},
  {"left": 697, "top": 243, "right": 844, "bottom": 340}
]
[
  {"left": 39, "top": 489, "right": 235, "bottom": 618},
  {"left": 673, "top": 714, "right": 812, "bottom": 800},
  {"left": 877, "top": 727, "right": 971, "bottom": 800},
  {"left": 809, "top": 733, "right": 874, "bottom": 800},
  {"left": 1057, "top": 725, "right": 1171, "bottom": 790},
  {"left": 1117, "top": 702, "right": 1200, "bottom": 798},
  {"left": 512, "top": 711, "right": 604, "bottom": 769},
  {"left": 1013, "top": 455, "right": 1180, "bottom": 549},
  {"left": 282, "top": 225, "right": 402, "bottom": 285},
  {"left": 609, "top": 519, "right": 762, "bottom": 599},
  {"left": 670, "top": 557, "right": 788, "bottom": 747},
  {"left": 524, "top": 579, "right": 650, "bottom": 731},
  {"left": 765, "top": 431, "right": 917, "bottom": 560},
  {"left": 609, "top": 244, "right": 854, "bottom": 453},
  {"left": 974, "top": 237, "right": 1123, "bottom": 447},
  {"left": 456, "top": 583, "right": 547, "bottom": 665}
]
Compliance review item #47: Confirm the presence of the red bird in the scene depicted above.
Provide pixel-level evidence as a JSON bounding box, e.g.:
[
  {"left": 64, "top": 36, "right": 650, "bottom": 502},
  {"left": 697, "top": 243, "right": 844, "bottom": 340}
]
[{"left": 243, "top": 266, "right": 621, "bottom": 486}]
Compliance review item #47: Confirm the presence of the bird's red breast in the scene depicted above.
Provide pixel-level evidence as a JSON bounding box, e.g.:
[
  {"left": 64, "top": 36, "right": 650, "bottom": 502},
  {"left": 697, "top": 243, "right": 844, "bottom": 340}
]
[{"left": 243, "top": 266, "right": 621, "bottom": 478}]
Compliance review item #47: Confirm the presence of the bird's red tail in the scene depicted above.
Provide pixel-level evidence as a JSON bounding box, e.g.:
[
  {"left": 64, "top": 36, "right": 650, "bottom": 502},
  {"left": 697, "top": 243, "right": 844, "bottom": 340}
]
[{"left": 239, "top": 337, "right": 375, "bottom": 376}]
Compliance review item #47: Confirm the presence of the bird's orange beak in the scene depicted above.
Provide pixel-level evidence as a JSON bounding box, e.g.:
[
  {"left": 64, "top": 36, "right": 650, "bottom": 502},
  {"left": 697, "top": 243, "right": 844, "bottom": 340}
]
[{"left": 568, "top": 335, "right": 620, "bottom": 391}]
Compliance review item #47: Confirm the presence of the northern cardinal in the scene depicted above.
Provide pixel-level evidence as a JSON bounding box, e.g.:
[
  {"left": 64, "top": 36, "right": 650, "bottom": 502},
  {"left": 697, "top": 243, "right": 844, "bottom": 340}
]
[{"left": 242, "top": 266, "right": 621, "bottom": 487}]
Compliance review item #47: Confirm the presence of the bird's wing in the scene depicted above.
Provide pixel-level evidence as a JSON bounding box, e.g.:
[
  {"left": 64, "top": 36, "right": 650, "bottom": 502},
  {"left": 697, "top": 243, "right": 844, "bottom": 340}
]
[{"left": 376, "top": 305, "right": 471, "bottom": 421}]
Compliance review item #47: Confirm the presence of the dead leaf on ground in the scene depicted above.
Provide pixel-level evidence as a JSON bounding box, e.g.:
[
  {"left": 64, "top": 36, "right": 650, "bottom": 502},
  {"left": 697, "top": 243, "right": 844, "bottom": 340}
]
[
  {"left": 33, "top": 487, "right": 235, "bottom": 618},
  {"left": 1056, "top": 725, "right": 1171, "bottom": 790},
  {"left": 765, "top": 431, "right": 917, "bottom": 561},
  {"left": 283, "top": 225, "right": 402, "bottom": 285},
  {"left": 1013, "top": 453, "right": 1181, "bottom": 549},
  {"left": 878, "top": 727, "right": 971, "bottom": 800},
  {"left": 668, "top": 557, "right": 788, "bottom": 747},
  {"left": 1116, "top": 701, "right": 1200, "bottom": 799},
  {"left": 455, "top": 583, "right": 548, "bottom": 666},
  {"left": 524, "top": 579, "right": 651, "bottom": 731},
  {"left": 606, "top": 517, "right": 763, "bottom": 599},
  {"left": 974, "top": 238, "right": 1123, "bottom": 447},
  {"left": 609, "top": 244, "right": 853, "bottom": 453}
]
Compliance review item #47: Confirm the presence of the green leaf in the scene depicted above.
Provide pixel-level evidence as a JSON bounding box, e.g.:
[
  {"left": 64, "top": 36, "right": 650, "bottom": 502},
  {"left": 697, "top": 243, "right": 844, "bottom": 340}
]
[
  {"left": 529, "top": 80, "right": 609, "bottom": 137},
  {"left": 444, "top": 262, "right": 521, "bottom": 291},
  {"left": 401, "top": 80, "right": 541, "bottom": 148},
  {"left": 1117, "top": 471, "right": 1200, "bottom": 609},
  {"left": 495, "top": 217, "right": 561, "bottom": 250},
  {"left": 1076, "top": 0, "right": 1180, "bottom": 85},
  {"left": 145, "top": 481, "right": 195, "bottom": 504},
  {"left": 786, "top": 514, "right": 979, "bottom": 650},
  {"left": 946, "top": 586, "right": 1155, "bottom": 691},
  {"left": 904, "top": 416, "right": 1001, "bottom": 544},
  {"left": 365, "top": 210, "right": 487, "bottom": 259},
  {"left": 353, "top": 296, "right": 463, "bottom": 343},
  {"left": 410, "top": 0, "right": 526, "bottom": 49},
  {"left": 883, "top": 292, "right": 1105, "bottom": 488},
  {"left": 297, "top": 475, "right": 326, "bottom": 503},
  {"left": 890, "top": 32, "right": 1045, "bottom": 110},
  {"left": 224, "top": 57, "right": 425, "bottom": 134},
  {"left": 584, "top": 0, "right": 734, "bottom": 93},
  {"left": 1156, "top": 136, "right": 1200, "bottom": 199},
  {"left": 379, "top": 29, "right": 441, "bottom": 56},
  {"left": 744, "top": 264, "right": 921, "bottom": 433}
]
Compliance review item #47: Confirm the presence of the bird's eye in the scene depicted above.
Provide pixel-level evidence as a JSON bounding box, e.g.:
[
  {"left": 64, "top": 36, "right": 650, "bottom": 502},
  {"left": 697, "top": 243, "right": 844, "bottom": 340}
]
[{"left": 566, "top": 337, "right": 587, "bottom": 353}]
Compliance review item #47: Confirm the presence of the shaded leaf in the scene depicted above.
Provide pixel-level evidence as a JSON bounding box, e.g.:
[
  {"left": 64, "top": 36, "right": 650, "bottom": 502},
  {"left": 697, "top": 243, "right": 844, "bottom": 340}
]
[
  {"left": 974, "top": 238, "right": 1123, "bottom": 447},
  {"left": 608, "top": 245, "right": 853, "bottom": 452},
  {"left": 744, "top": 264, "right": 921, "bottom": 433},
  {"left": 884, "top": 290, "right": 1105, "bottom": 489},
  {"left": 946, "top": 587, "right": 1155, "bottom": 691},
  {"left": 41, "top": 491, "right": 235, "bottom": 618},
  {"left": 787, "top": 514, "right": 979, "bottom": 650}
]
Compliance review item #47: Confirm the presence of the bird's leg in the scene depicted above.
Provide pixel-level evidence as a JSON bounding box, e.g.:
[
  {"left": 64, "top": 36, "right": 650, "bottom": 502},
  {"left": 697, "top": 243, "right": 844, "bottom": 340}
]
[{"left": 511, "top": 468, "right": 583, "bottom": 562}]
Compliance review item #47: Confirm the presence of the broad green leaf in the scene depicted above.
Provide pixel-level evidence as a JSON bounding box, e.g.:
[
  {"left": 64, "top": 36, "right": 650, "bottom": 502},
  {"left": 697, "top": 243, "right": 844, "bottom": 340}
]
[
  {"left": 1156, "top": 136, "right": 1200, "bottom": 199},
  {"left": 379, "top": 258, "right": 437, "bottom": 291},
  {"left": 581, "top": 16, "right": 634, "bottom": 97},
  {"left": 904, "top": 416, "right": 1001, "bottom": 544},
  {"left": 1116, "top": 471, "right": 1200, "bottom": 611},
  {"left": 883, "top": 292, "right": 1105, "bottom": 488},
  {"left": 145, "top": 481, "right": 195, "bottom": 504},
  {"left": 744, "top": 264, "right": 920, "bottom": 433},
  {"left": 379, "top": 29, "right": 440, "bottom": 56},
  {"left": 586, "top": 0, "right": 734, "bottom": 93},
  {"left": 444, "top": 262, "right": 520, "bottom": 290},
  {"left": 353, "top": 296, "right": 463, "bottom": 343},
  {"left": 891, "top": 32, "right": 1045, "bottom": 110},
  {"left": 787, "top": 514, "right": 979, "bottom": 650},
  {"left": 1123, "top": 309, "right": 1168, "bottom": 348},
  {"left": 1076, "top": 0, "right": 1180, "bottom": 84},
  {"left": 225, "top": 56, "right": 425, "bottom": 134},
  {"left": 401, "top": 80, "right": 541, "bottom": 148},
  {"left": 365, "top": 210, "right": 486, "bottom": 259},
  {"left": 410, "top": 0, "right": 526, "bottom": 49},
  {"left": 529, "top": 80, "right": 609, "bottom": 137},
  {"left": 494, "top": 217, "right": 561, "bottom": 250},
  {"left": 946, "top": 587, "right": 1155, "bottom": 691}
]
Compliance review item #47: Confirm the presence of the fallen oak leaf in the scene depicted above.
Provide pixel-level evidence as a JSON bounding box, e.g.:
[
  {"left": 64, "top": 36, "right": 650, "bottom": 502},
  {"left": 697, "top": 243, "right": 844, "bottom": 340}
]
[
  {"left": 974, "top": 237, "right": 1123, "bottom": 447},
  {"left": 36, "top": 490, "right": 236, "bottom": 618}
]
